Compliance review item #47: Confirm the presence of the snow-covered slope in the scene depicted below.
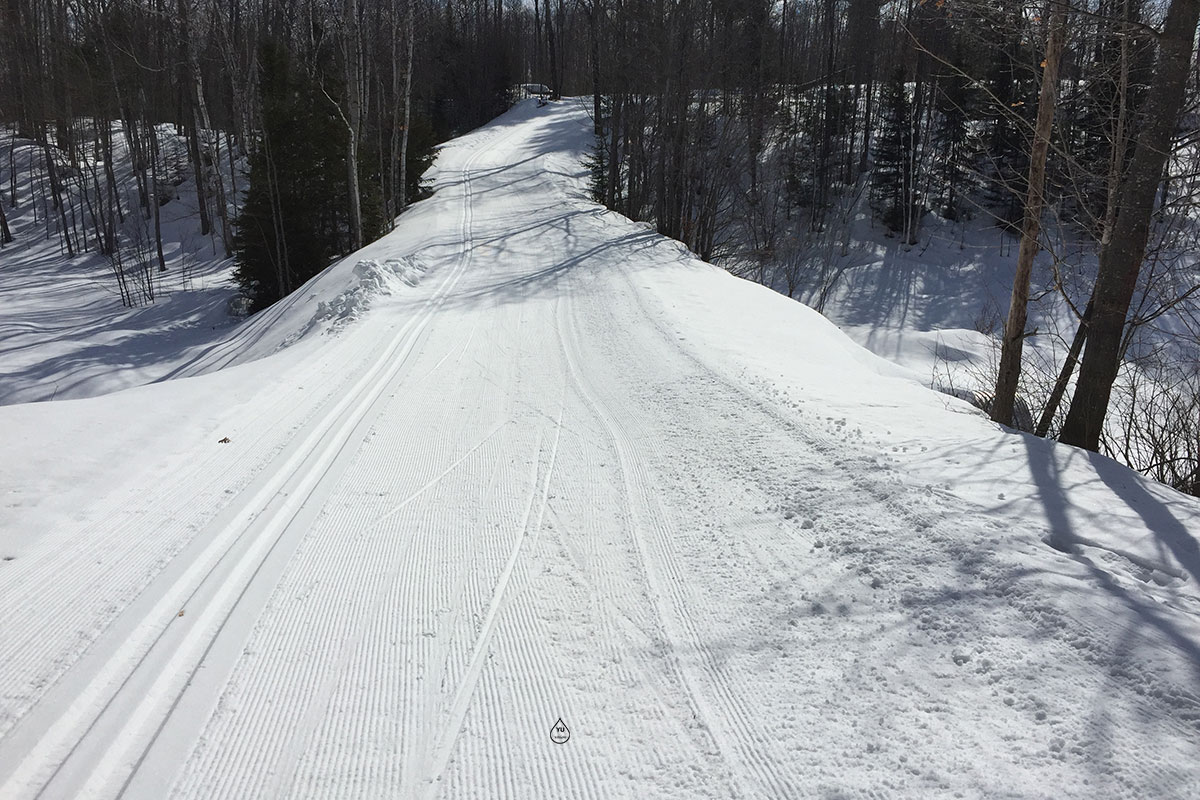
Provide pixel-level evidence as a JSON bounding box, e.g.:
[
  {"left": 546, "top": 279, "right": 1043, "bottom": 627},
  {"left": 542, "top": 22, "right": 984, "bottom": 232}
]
[
  {"left": 0, "top": 123, "right": 416, "bottom": 406},
  {"left": 0, "top": 100, "right": 1198, "bottom": 799}
]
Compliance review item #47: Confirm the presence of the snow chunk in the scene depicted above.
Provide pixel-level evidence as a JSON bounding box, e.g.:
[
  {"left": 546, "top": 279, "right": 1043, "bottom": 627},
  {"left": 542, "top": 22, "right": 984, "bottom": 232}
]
[{"left": 307, "top": 257, "right": 427, "bottom": 334}]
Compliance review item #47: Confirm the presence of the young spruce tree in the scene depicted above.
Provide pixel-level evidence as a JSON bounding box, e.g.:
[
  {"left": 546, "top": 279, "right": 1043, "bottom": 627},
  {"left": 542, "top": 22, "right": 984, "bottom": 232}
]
[
  {"left": 233, "top": 43, "right": 352, "bottom": 311},
  {"left": 872, "top": 68, "right": 921, "bottom": 243}
]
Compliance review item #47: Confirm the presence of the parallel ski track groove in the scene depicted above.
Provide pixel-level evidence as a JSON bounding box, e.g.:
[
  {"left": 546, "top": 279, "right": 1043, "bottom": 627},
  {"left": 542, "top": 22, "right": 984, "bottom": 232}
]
[
  {"left": 543, "top": 296, "right": 726, "bottom": 793},
  {"left": 559, "top": 278, "right": 803, "bottom": 799},
  {"left": 172, "top": 124, "right": 523, "bottom": 800},
  {"left": 0, "top": 158, "right": 483, "bottom": 800},
  {"left": 105, "top": 254, "right": 468, "bottom": 799},
  {"left": 0, "top": 355, "right": 354, "bottom": 735}
]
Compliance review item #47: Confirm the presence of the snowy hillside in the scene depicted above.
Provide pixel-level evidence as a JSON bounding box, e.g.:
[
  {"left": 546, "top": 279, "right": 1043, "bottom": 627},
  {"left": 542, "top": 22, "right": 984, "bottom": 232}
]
[
  {"left": 0, "top": 100, "right": 1198, "bottom": 799},
  {"left": 0, "top": 124, "right": 243, "bottom": 405}
]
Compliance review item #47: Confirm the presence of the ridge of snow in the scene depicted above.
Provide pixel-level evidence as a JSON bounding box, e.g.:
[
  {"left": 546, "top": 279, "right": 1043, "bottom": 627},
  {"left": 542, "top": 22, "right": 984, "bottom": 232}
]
[{"left": 292, "top": 256, "right": 428, "bottom": 341}]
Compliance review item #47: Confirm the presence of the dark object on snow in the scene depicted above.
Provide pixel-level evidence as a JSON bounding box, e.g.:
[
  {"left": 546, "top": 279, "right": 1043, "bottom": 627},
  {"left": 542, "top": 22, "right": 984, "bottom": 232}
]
[{"left": 218, "top": 436, "right": 231, "bottom": 444}]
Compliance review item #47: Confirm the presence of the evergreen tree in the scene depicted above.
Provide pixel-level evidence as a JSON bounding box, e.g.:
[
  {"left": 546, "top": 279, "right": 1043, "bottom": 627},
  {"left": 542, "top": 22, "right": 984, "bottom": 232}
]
[
  {"left": 976, "top": 4, "right": 1036, "bottom": 233},
  {"left": 871, "top": 68, "right": 921, "bottom": 242},
  {"left": 233, "top": 43, "right": 356, "bottom": 311},
  {"left": 931, "top": 68, "right": 978, "bottom": 221}
]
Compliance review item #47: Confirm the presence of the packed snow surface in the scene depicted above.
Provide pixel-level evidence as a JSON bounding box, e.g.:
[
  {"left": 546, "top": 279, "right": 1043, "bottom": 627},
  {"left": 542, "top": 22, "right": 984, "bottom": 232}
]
[{"left": 1, "top": 100, "right": 1199, "bottom": 799}]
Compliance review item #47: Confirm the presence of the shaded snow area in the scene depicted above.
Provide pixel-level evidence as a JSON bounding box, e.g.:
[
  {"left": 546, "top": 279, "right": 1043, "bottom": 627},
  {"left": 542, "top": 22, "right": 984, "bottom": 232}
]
[
  {"left": 0, "top": 125, "right": 426, "bottom": 407},
  {"left": 1, "top": 100, "right": 1198, "bottom": 799},
  {"left": 0, "top": 125, "right": 240, "bottom": 405}
]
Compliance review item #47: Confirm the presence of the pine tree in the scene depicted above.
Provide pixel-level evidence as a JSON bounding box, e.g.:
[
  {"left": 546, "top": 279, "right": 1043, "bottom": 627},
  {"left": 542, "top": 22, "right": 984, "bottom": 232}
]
[
  {"left": 233, "top": 43, "right": 355, "bottom": 311},
  {"left": 871, "top": 68, "right": 920, "bottom": 242},
  {"left": 585, "top": 133, "right": 608, "bottom": 204},
  {"left": 931, "top": 69, "right": 977, "bottom": 221}
]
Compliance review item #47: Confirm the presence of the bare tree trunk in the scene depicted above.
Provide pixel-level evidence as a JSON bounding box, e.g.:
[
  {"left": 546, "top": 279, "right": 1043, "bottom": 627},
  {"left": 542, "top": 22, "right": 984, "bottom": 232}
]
[
  {"left": 181, "top": 0, "right": 232, "bottom": 254},
  {"left": 0, "top": 196, "right": 11, "bottom": 243},
  {"left": 1060, "top": 0, "right": 1200, "bottom": 451},
  {"left": 606, "top": 93, "right": 622, "bottom": 208},
  {"left": 7, "top": 128, "right": 18, "bottom": 209},
  {"left": 534, "top": 0, "right": 543, "bottom": 81},
  {"left": 991, "top": 3, "right": 1067, "bottom": 427},
  {"left": 101, "top": 120, "right": 123, "bottom": 224},
  {"left": 386, "top": 0, "right": 401, "bottom": 222},
  {"left": 226, "top": 131, "right": 239, "bottom": 216},
  {"left": 186, "top": 120, "right": 213, "bottom": 235},
  {"left": 398, "top": 0, "right": 414, "bottom": 212},
  {"left": 1036, "top": 299, "right": 1093, "bottom": 437},
  {"left": 40, "top": 128, "right": 74, "bottom": 256},
  {"left": 854, "top": 0, "right": 878, "bottom": 175},
  {"left": 546, "top": 0, "right": 560, "bottom": 97},
  {"left": 147, "top": 124, "right": 168, "bottom": 273},
  {"left": 1101, "top": 5, "right": 1132, "bottom": 246},
  {"left": 344, "top": 0, "right": 365, "bottom": 251},
  {"left": 588, "top": 0, "right": 603, "bottom": 136}
]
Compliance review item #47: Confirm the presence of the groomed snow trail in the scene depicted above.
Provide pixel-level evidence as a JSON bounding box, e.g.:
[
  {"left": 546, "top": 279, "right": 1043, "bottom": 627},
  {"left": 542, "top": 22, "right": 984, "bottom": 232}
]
[{"left": 2, "top": 101, "right": 1199, "bottom": 799}]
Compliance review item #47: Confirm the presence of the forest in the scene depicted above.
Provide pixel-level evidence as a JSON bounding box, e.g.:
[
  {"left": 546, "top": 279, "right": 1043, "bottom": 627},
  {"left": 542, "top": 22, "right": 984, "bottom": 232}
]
[{"left": 1, "top": 0, "right": 1198, "bottom": 495}]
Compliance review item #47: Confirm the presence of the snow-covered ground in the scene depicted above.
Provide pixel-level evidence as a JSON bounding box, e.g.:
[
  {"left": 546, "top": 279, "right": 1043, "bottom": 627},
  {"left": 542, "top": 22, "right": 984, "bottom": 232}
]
[
  {"left": 0, "top": 123, "right": 241, "bottom": 406},
  {"left": 1, "top": 100, "right": 1198, "bottom": 799}
]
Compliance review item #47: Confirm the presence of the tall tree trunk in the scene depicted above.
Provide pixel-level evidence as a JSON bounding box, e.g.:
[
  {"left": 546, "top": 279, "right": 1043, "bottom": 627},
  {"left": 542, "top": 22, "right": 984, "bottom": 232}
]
[
  {"left": 181, "top": 0, "right": 232, "bottom": 254},
  {"left": 398, "top": 0, "right": 414, "bottom": 212},
  {"left": 344, "top": 0, "right": 365, "bottom": 251},
  {"left": 1060, "top": 0, "right": 1200, "bottom": 451},
  {"left": 606, "top": 94, "right": 622, "bottom": 208},
  {"left": 546, "top": 0, "right": 560, "bottom": 97},
  {"left": 1101, "top": 3, "right": 1132, "bottom": 246},
  {"left": 852, "top": 0, "right": 878, "bottom": 175},
  {"left": 40, "top": 126, "right": 74, "bottom": 256},
  {"left": 556, "top": 0, "right": 566, "bottom": 94},
  {"left": 0, "top": 196, "right": 11, "bottom": 244},
  {"left": 186, "top": 120, "right": 213, "bottom": 236},
  {"left": 533, "top": 0, "right": 543, "bottom": 82},
  {"left": 1036, "top": 299, "right": 1093, "bottom": 437},
  {"left": 589, "top": 1, "right": 603, "bottom": 136},
  {"left": 387, "top": 0, "right": 402, "bottom": 222},
  {"left": 147, "top": 123, "right": 168, "bottom": 273},
  {"left": 991, "top": 3, "right": 1066, "bottom": 427}
]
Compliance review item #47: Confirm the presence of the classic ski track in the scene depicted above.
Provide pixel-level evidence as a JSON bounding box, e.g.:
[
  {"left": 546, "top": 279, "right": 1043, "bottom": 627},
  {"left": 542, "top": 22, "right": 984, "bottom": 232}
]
[
  {"left": 602, "top": 248, "right": 1058, "bottom": 610},
  {"left": 136, "top": 125, "right": 528, "bottom": 800},
  {"left": 598, "top": 247, "right": 987, "bottom": 796},
  {"left": 124, "top": 310, "right": 489, "bottom": 797},
  {"left": 181, "top": 319, "right": 497, "bottom": 800},
  {"left": 561, "top": 268, "right": 813, "bottom": 798},
  {"left": 58, "top": 276, "right": 463, "bottom": 799},
  {"left": 542, "top": 292, "right": 738, "bottom": 795},
  {"left": 164, "top": 118, "right": 544, "bottom": 800},
  {"left": 419, "top": 396, "right": 565, "bottom": 798},
  {"left": 0, "top": 149, "right": 487, "bottom": 800},
  {"left": 0, "top": 348, "right": 355, "bottom": 732},
  {"left": 0, "top": 342, "right": 374, "bottom": 761},
  {"left": 555, "top": 286, "right": 760, "bottom": 796},
  {"left": 144, "top": 307, "right": 492, "bottom": 800}
]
